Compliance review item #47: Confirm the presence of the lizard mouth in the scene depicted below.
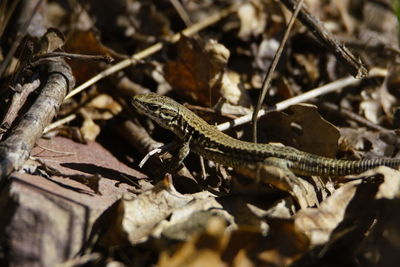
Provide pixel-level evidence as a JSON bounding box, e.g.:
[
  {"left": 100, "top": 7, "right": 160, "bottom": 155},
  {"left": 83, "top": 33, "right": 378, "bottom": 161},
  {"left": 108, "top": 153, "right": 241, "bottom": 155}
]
[{"left": 131, "top": 97, "right": 146, "bottom": 115}]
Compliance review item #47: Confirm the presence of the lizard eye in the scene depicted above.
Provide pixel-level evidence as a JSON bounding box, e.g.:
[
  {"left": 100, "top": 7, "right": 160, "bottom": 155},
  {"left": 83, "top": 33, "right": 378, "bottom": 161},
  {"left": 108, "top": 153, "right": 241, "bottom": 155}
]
[{"left": 147, "top": 104, "right": 159, "bottom": 112}]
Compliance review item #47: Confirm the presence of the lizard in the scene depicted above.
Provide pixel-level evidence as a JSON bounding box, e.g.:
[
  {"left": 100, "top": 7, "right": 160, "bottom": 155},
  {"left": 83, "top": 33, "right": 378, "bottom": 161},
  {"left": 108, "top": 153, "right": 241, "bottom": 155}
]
[{"left": 131, "top": 93, "right": 400, "bottom": 179}]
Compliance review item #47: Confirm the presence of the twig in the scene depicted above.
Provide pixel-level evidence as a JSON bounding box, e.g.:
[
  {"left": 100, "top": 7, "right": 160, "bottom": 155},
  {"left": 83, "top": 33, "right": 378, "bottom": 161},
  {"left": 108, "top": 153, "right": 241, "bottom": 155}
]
[
  {"left": 199, "top": 156, "right": 207, "bottom": 180},
  {"left": 184, "top": 103, "right": 238, "bottom": 119},
  {"left": 34, "top": 143, "right": 75, "bottom": 156},
  {"left": 0, "top": 60, "right": 75, "bottom": 181},
  {"left": 65, "top": 3, "right": 240, "bottom": 100},
  {"left": 280, "top": 0, "right": 368, "bottom": 78},
  {"left": 217, "top": 68, "right": 387, "bottom": 132},
  {"left": 169, "top": 0, "right": 192, "bottom": 26},
  {"left": 43, "top": 114, "right": 77, "bottom": 134},
  {"left": 252, "top": 0, "right": 304, "bottom": 142},
  {"left": 0, "top": 78, "right": 41, "bottom": 140},
  {"left": 31, "top": 52, "right": 114, "bottom": 65},
  {"left": 0, "top": 0, "right": 21, "bottom": 38}
]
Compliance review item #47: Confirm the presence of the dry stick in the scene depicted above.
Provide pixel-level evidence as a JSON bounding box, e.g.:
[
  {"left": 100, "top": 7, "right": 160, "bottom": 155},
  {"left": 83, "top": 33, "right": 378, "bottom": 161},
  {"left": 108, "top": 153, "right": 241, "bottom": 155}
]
[
  {"left": 0, "top": 0, "right": 21, "bottom": 37},
  {"left": 0, "top": 60, "right": 75, "bottom": 181},
  {"left": 0, "top": 0, "right": 43, "bottom": 78},
  {"left": 169, "top": 0, "right": 193, "bottom": 26},
  {"left": 65, "top": 3, "right": 239, "bottom": 100},
  {"left": 252, "top": 0, "right": 304, "bottom": 143},
  {"left": 31, "top": 52, "right": 114, "bottom": 65},
  {"left": 280, "top": 0, "right": 367, "bottom": 78},
  {"left": 217, "top": 68, "right": 387, "bottom": 132},
  {"left": 43, "top": 114, "right": 77, "bottom": 134},
  {"left": 34, "top": 143, "right": 75, "bottom": 156},
  {"left": 0, "top": 78, "right": 41, "bottom": 140}
]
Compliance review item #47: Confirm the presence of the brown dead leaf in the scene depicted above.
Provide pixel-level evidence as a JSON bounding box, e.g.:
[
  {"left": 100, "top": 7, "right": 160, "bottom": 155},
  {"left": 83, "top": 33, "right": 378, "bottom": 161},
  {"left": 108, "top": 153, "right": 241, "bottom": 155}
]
[
  {"left": 77, "top": 94, "right": 121, "bottom": 142},
  {"left": 152, "top": 191, "right": 235, "bottom": 241},
  {"left": 87, "top": 94, "right": 122, "bottom": 114},
  {"left": 373, "top": 167, "right": 400, "bottom": 200},
  {"left": 31, "top": 136, "right": 144, "bottom": 199},
  {"left": 262, "top": 104, "right": 340, "bottom": 158},
  {"left": 236, "top": 161, "right": 318, "bottom": 209},
  {"left": 334, "top": 0, "right": 356, "bottom": 34},
  {"left": 295, "top": 166, "right": 400, "bottom": 251},
  {"left": 164, "top": 36, "right": 250, "bottom": 107},
  {"left": 80, "top": 116, "right": 100, "bottom": 142},
  {"left": 360, "top": 89, "right": 382, "bottom": 124},
  {"left": 35, "top": 28, "right": 65, "bottom": 56},
  {"left": 380, "top": 66, "right": 400, "bottom": 118},
  {"left": 254, "top": 38, "right": 279, "bottom": 71},
  {"left": 293, "top": 53, "right": 319, "bottom": 84},
  {"left": 158, "top": 216, "right": 308, "bottom": 267},
  {"left": 257, "top": 219, "right": 310, "bottom": 266},
  {"left": 339, "top": 127, "right": 397, "bottom": 157},
  {"left": 99, "top": 177, "right": 194, "bottom": 246},
  {"left": 159, "top": 217, "right": 228, "bottom": 267},
  {"left": 80, "top": 109, "right": 100, "bottom": 142},
  {"left": 63, "top": 30, "right": 112, "bottom": 84},
  {"left": 295, "top": 179, "right": 359, "bottom": 247}
]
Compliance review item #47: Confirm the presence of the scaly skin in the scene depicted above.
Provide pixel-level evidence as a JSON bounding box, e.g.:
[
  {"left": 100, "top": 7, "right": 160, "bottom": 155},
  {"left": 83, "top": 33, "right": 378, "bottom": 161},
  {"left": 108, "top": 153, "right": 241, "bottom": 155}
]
[{"left": 132, "top": 93, "right": 400, "bottom": 177}]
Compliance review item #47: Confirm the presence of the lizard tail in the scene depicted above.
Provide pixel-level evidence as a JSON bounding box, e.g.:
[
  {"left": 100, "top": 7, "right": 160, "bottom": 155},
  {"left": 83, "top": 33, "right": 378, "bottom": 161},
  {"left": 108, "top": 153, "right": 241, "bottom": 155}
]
[{"left": 291, "top": 156, "right": 400, "bottom": 177}]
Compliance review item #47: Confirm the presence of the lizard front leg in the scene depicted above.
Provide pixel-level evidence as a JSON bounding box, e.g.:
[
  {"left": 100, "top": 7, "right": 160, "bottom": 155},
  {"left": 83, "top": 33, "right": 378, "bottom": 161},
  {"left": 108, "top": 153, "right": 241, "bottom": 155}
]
[{"left": 158, "top": 138, "right": 191, "bottom": 177}]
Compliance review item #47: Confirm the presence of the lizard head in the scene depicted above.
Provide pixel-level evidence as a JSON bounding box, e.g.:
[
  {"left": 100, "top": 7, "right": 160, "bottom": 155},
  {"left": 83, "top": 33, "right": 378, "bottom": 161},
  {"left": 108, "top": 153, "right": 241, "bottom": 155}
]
[{"left": 132, "top": 93, "right": 186, "bottom": 138}]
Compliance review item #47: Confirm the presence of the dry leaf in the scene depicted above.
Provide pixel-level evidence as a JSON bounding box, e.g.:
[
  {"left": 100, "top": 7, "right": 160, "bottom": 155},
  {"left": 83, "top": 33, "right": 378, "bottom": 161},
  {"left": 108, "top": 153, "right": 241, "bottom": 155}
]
[
  {"left": 237, "top": 0, "right": 267, "bottom": 40},
  {"left": 80, "top": 109, "right": 100, "bottom": 142},
  {"left": 262, "top": 104, "right": 340, "bottom": 158},
  {"left": 99, "top": 177, "right": 193, "bottom": 246},
  {"left": 63, "top": 30, "right": 112, "bottom": 84},
  {"left": 293, "top": 53, "right": 319, "bottom": 84},
  {"left": 360, "top": 89, "right": 382, "bottom": 124},
  {"left": 237, "top": 162, "right": 318, "bottom": 209},
  {"left": 158, "top": 217, "right": 228, "bottom": 267},
  {"left": 164, "top": 36, "right": 250, "bottom": 107},
  {"left": 35, "top": 28, "right": 65, "bottom": 56},
  {"left": 295, "top": 166, "right": 400, "bottom": 249},
  {"left": 295, "top": 179, "right": 358, "bottom": 247},
  {"left": 152, "top": 191, "right": 234, "bottom": 241},
  {"left": 339, "top": 127, "right": 397, "bottom": 157}
]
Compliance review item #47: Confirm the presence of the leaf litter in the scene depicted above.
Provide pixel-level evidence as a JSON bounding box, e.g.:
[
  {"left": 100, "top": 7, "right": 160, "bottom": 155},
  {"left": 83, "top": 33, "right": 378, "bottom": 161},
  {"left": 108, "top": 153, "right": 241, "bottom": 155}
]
[{"left": 1, "top": 0, "right": 400, "bottom": 266}]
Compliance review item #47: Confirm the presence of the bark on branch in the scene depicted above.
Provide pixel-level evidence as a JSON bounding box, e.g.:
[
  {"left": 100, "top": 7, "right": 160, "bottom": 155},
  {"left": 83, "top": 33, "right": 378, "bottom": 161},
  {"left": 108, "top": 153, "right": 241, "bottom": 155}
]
[{"left": 0, "top": 60, "right": 75, "bottom": 183}]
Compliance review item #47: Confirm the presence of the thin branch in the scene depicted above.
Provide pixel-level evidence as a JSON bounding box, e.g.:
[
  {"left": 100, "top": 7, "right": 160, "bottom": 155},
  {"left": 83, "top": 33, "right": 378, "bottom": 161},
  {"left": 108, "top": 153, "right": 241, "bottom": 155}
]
[
  {"left": 280, "top": 0, "right": 368, "bottom": 78},
  {"left": 31, "top": 52, "right": 114, "bottom": 65},
  {"left": 43, "top": 114, "right": 77, "bottom": 134},
  {"left": 252, "top": 0, "right": 304, "bottom": 142},
  {"left": 0, "top": 78, "right": 41, "bottom": 140},
  {"left": 169, "top": 0, "right": 192, "bottom": 27},
  {"left": 217, "top": 68, "right": 387, "bottom": 132},
  {"left": 0, "top": 0, "right": 21, "bottom": 38}
]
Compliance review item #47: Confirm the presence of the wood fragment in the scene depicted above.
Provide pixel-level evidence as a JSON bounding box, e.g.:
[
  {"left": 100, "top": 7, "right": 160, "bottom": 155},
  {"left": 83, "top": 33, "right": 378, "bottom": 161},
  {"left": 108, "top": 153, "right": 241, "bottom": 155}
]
[
  {"left": 280, "top": 0, "right": 368, "bottom": 78},
  {"left": 0, "top": 60, "right": 75, "bottom": 182}
]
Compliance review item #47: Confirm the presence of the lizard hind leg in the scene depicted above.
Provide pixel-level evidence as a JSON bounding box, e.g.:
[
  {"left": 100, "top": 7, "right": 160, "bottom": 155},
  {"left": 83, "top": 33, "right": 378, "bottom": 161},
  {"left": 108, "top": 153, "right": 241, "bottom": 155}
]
[{"left": 238, "top": 157, "right": 318, "bottom": 209}]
